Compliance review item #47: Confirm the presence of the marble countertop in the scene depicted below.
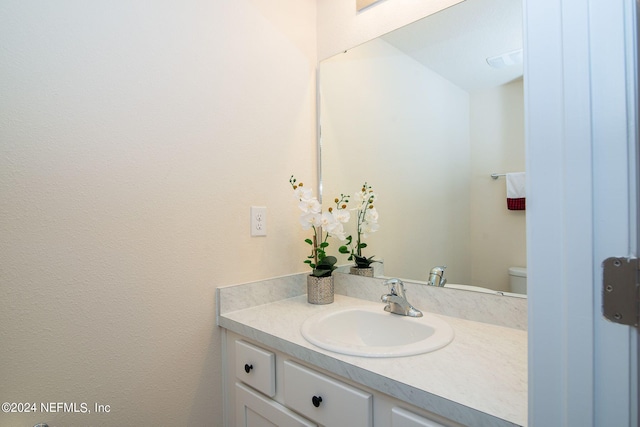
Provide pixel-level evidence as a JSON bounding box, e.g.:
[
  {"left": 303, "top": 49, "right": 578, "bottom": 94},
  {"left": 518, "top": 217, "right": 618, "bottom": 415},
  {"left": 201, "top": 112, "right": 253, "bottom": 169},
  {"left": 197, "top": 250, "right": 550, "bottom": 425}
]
[{"left": 218, "top": 292, "right": 527, "bottom": 427}]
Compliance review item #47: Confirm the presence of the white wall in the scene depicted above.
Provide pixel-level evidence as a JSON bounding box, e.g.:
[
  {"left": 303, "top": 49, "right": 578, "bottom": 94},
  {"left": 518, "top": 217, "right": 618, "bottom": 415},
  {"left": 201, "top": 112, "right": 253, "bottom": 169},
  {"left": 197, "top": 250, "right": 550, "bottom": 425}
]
[
  {"left": 0, "top": 1, "right": 316, "bottom": 425},
  {"left": 469, "top": 79, "right": 526, "bottom": 291}
]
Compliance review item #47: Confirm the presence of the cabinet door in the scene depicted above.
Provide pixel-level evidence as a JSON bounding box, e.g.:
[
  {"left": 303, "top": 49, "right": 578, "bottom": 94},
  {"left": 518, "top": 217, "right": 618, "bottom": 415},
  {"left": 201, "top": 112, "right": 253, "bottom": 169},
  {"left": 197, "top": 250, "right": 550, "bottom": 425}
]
[
  {"left": 391, "top": 407, "right": 446, "bottom": 427},
  {"left": 235, "top": 382, "right": 317, "bottom": 427}
]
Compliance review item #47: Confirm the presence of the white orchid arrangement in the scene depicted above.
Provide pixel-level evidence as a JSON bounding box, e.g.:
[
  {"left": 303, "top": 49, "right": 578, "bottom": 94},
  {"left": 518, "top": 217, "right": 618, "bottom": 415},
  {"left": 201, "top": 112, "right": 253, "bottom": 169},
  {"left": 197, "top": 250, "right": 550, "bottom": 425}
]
[
  {"left": 339, "top": 182, "right": 380, "bottom": 268},
  {"left": 289, "top": 175, "right": 350, "bottom": 277}
]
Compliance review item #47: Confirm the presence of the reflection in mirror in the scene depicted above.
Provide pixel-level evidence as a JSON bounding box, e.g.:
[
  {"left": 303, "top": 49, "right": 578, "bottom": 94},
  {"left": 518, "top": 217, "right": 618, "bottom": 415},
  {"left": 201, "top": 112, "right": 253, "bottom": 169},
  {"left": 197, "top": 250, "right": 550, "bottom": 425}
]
[
  {"left": 356, "top": 0, "right": 383, "bottom": 12},
  {"left": 320, "top": 0, "right": 525, "bottom": 295}
]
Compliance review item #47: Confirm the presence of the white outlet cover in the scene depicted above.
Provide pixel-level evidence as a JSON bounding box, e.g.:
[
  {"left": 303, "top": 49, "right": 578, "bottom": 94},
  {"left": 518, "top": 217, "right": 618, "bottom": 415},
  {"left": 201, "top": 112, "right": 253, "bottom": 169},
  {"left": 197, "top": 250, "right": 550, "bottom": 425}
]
[{"left": 251, "top": 206, "right": 267, "bottom": 236}]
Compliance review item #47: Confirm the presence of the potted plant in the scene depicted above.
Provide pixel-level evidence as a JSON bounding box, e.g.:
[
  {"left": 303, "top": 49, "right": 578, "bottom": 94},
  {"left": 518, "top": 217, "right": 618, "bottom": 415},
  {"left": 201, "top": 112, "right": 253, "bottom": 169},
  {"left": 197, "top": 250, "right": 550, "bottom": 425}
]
[
  {"left": 339, "top": 182, "right": 380, "bottom": 277},
  {"left": 290, "top": 176, "right": 349, "bottom": 303}
]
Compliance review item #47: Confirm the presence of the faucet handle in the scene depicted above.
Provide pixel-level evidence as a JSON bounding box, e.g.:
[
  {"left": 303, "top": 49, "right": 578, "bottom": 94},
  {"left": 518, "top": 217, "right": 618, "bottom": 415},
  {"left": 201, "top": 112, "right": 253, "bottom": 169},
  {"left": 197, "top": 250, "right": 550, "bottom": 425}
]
[
  {"left": 428, "top": 266, "right": 447, "bottom": 287},
  {"left": 430, "top": 266, "right": 447, "bottom": 275},
  {"left": 383, "top": 278, "right": 404, "bottom": 295}
]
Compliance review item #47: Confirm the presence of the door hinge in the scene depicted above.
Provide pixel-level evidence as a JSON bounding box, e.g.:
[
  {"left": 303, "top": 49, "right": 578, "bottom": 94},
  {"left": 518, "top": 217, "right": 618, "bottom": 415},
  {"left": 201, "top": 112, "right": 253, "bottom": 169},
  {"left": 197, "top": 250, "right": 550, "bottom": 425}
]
[{"left": 602, "top": 257, "right": 640, "bottom": 327}]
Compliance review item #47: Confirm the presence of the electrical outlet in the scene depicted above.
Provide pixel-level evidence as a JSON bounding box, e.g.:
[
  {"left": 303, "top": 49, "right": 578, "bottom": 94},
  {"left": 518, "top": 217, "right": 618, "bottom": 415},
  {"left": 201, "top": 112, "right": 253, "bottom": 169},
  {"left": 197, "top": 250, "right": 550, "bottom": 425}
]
[{"left": 251, "top": 206, "right": 267, "bottom": 236}]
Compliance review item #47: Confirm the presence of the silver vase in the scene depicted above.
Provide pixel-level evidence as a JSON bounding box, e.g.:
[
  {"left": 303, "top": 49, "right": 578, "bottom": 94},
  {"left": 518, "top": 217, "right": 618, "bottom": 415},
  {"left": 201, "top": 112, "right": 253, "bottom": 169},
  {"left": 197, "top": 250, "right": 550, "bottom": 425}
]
[
  {"left": 307, "top": 275, "right": 334, "bottom": 304},
  {"left": 349, "top": 266, "right": 374, "bottom": 277}
]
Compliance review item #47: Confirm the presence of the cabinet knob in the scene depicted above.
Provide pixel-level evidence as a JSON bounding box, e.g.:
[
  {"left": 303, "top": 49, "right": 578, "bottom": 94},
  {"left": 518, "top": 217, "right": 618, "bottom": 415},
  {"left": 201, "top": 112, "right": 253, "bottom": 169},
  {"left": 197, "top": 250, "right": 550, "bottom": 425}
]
[
  {"left": 311, "top": 395, "right": 323, "bottom": 408},
  {"left": 244, "top": 364, "right": 253, "bottom": 373}
]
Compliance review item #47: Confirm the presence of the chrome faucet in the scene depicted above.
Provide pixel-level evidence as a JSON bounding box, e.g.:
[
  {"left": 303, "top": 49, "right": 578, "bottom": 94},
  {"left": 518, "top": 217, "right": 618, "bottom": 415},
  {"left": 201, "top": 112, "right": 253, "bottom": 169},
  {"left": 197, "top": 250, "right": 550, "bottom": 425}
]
[
  {"left": 381, "top": 278, "right": 423, "bottom": 317},
  {"left": 427, "top": 266, "right": 447, "bottom": 287}
]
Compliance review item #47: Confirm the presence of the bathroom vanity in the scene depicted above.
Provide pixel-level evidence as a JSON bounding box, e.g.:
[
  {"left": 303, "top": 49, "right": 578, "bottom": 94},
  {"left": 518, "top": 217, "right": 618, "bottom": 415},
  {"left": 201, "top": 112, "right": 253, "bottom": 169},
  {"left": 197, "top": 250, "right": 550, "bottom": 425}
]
[{"left": 217, "top": 273, "right": 527, "bottom": 427}]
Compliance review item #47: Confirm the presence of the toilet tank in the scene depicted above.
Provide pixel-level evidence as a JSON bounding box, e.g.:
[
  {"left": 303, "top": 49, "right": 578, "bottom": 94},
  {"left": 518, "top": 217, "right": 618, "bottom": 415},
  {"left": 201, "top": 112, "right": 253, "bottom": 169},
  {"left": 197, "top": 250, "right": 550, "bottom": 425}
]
[{"left": 509, "top": 267, "right": 527, "bottom": 294}]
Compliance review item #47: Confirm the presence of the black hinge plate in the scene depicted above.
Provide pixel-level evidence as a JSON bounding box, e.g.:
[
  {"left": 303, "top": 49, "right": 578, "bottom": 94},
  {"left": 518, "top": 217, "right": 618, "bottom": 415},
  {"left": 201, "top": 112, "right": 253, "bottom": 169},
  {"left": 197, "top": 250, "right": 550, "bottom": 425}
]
[{"left": 602, "top": 257, "right": 639, "bottom": 327}]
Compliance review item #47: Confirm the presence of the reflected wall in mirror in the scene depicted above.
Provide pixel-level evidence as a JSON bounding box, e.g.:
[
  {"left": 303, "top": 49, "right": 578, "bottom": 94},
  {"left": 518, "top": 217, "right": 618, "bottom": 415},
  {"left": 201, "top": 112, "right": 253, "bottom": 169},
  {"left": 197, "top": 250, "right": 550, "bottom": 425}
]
[
  {"left": 356, "top": 0, "right": 382, "bottom": 12},
  {"left": 320, "top": 0, "right": 525, "bottom": 294}
]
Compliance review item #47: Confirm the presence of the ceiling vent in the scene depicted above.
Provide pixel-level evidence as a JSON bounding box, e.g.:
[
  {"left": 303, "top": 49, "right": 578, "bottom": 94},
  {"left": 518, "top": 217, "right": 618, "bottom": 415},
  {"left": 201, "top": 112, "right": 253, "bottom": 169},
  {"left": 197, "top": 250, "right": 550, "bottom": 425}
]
[{"left": 486, "top": 48, "right": 523, "bottom": 69}]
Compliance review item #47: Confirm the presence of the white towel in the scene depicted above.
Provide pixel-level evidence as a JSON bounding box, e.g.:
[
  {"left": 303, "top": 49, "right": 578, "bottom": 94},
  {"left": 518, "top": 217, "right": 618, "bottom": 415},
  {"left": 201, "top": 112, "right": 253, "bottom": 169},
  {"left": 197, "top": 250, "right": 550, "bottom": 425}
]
[{"left": 506, "top": 172, "right": 526, "bottom": 210}]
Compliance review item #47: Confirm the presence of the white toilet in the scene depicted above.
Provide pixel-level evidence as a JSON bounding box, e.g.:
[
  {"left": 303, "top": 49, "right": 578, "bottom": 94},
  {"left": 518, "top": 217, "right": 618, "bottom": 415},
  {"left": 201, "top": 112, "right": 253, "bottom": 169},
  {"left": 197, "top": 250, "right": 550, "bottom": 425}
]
[{"left": 509, "top": 267, "right": 527, "bottom": 294}]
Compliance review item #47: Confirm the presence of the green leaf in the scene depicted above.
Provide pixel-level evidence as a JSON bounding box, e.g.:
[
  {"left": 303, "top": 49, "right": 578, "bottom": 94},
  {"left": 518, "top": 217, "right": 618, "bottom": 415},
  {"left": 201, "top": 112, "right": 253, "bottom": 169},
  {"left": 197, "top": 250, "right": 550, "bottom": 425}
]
[
  {"left": 305, "top": 239, "right": 313, "bottom": 245},
  {"left": 312, "top": 256, "right": 337, "bottom": 277},
  {"left": 319, "top": 242, "right": 329, "bottom": 248},
  {"left": 338, "top": 246, "right": 349, "bottom": 254},
  {"left": 311, "top": 269, "right": 332, "bottom": 277},
  {"left": 353, "top": 254, "right": 378, "bottom": 268},
  {"left": 319, "top": 256, "right": 337, "bottom": 266},
  {"left": 358, "top": 243, "right": 368, "bottom": 249}
]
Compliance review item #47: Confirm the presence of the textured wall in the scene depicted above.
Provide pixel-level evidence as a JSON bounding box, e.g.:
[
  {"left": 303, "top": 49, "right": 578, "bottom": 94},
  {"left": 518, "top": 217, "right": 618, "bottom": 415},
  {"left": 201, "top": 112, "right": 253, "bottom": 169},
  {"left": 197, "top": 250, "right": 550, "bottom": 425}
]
[{"left": 0, "top": 1, "right": 316, "bottom": 425}]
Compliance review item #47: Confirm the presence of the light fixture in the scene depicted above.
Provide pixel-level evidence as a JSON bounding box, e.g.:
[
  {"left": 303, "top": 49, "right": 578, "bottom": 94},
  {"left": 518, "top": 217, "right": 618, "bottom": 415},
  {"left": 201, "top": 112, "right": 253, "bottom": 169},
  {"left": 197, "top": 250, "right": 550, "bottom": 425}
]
[{"left": 486, "top": 48, "right": 523, "bottom": 69}]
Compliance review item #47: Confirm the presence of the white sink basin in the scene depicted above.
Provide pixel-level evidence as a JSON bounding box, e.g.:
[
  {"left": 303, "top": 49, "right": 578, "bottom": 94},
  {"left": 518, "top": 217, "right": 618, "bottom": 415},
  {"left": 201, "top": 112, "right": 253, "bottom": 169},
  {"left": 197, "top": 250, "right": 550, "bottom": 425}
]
[{"left": 300, "top": 305, "right": 454, "bottom": 357}]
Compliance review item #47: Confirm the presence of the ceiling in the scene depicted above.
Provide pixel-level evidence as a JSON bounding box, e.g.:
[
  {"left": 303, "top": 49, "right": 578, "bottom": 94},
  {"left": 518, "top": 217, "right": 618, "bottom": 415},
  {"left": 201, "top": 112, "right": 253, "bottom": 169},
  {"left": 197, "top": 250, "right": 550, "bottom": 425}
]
[{"left": 380, "top": 0, "right": 523, "bottom": 92}]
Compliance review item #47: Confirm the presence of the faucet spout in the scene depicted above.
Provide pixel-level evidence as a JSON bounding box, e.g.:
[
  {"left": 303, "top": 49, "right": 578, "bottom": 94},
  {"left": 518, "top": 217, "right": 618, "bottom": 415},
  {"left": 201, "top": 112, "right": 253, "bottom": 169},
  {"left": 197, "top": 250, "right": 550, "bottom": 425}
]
[{"left": 381, "top": 278, "right": 423, "bottom": 317}]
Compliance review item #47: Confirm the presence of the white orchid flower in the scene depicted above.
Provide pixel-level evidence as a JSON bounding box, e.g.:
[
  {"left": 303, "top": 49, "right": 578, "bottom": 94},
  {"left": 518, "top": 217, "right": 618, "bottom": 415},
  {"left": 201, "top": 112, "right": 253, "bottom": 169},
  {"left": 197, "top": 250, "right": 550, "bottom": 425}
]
[
  {"left": 293, "top": 187, "right": 313, "bottom": 201},
  {"left": 364, "top": 207, "right": 379, "bottom": 223},
  {"left": 361, "top": 221, "right": 380, "bottom": 238},
  {"left": 333, "top": 208, "right": 351, "bottom": 224},
  {"left": 326, "top": 222, "right": 347, "bottom": 241},
  {"left": 318, "top": 211, "right": 337, "bottom": 228},
  {"left": 299, "top": 212, "right": 320, "bottom": 230},
  {"left": 298, "top": 197, "right": 321, "bottom": 214}
]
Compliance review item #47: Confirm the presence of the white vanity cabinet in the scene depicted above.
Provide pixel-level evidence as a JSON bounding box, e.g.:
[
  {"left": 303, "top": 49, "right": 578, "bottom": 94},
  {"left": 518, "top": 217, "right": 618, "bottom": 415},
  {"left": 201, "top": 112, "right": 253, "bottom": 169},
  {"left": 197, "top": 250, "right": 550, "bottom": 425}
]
[
  {"left": 224, "top": 331, "right": 460, "bottom": 427},
  {"left": 232, "top": 340, "right": 316, "bottom": 427}
]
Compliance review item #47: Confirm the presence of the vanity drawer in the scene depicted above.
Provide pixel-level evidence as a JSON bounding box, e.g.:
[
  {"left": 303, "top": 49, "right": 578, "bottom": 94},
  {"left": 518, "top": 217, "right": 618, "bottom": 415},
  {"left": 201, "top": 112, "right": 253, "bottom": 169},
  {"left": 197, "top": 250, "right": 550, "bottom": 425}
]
[
  {"left": 391, "top": 407, "right": 446, "bottom": 427},
  {"left": 283, "top": 360, "right": 372, "bottom": 427},
  {"left": 235, "top": 340, "right": 276, "bottom": 397}
]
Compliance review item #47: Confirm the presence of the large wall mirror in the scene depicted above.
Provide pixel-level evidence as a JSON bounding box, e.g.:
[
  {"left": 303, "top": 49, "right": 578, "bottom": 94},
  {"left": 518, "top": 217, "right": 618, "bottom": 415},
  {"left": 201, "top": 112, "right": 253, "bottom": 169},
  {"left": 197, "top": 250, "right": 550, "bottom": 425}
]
[{"left": 319, "top": 0, "right": 526, "bottom": 295}]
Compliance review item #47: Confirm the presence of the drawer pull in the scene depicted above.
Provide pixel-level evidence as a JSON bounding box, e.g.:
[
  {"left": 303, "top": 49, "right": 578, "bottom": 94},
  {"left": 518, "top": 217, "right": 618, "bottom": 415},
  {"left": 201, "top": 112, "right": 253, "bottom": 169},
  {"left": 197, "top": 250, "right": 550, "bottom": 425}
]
[
  {"left": 244, "top": 363, "right": 253, "bottom": 373},
  {"left": 312, "top": 395, "right": 323, "bottom": 408}
]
